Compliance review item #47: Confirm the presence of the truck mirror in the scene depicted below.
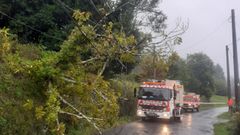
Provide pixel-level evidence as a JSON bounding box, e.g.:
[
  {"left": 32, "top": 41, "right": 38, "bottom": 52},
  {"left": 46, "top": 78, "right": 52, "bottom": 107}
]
[
  {"left": 174, "top": 90, "right": 177, "bottom": 100},
  {"left": 173, "top": 85, "right": 177, "bottom": 100},
  {"left": 134, "top": 88, "right": 137, "bottom": 97}
]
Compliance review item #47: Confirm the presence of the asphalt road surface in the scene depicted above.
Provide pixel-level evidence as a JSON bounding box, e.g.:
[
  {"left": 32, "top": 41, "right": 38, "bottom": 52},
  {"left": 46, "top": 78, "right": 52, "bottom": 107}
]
[{"left": 103, "top": 107, "right": 227, "bottom": 135}]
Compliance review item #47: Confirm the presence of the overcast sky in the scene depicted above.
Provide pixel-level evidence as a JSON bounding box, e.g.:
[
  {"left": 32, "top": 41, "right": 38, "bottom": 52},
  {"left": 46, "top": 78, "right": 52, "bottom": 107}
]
[{"left": 159, "top": 0, "right": 240, "bottom": 77}]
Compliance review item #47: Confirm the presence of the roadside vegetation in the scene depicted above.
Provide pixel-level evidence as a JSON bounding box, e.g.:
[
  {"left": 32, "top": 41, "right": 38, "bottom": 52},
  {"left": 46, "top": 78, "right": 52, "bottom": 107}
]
[
  {"left": 214, "top": 112, "right": 240, "bottom": 135},
  {"left": 200, "top": 95, "right": 227, "bottom": 110},
  {"left": 201, "top": 94, "right": 228, "bottom": 103},
  {"left": 0, "top": 0, "right": 229, "bottom": 135},
  {"left": 214, "top": 112, "right": 231, "bottom": 135}
]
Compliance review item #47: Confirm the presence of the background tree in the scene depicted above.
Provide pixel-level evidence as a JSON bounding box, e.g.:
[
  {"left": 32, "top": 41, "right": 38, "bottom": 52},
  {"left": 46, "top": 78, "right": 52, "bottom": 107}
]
[
  {"left": 167, "top": 52, "right": 190, "bottom": 87},
  {"left": 213, "top": 64, "right": 227, "bottom": 96},
  {"left": 186, "top": 53, "right": 215, "bottom": 100},
  {"left": 137, "top": 54, "right": 169, "bottom": 80}
]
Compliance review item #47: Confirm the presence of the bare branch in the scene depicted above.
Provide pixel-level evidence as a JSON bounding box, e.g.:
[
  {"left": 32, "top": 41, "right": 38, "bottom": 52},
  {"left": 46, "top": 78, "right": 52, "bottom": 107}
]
[
  {"left": 97, "top": 58, "right": 109, "bottom": 79},
  {"left": 81, "top": 57, "right": 99, "bottom": 64},
  {"left": 148, "top": 21, "right": 188, "bottom": 46},
  {"left": 89, "top": 0, "right": 101, "bottom": 16},
  {"left": 59, "top": 110, "right": 104, "bottom": 121},
  {"left": 117, "top": 59, "right": 127, "bottom": 70},
  {"left": 61, "top": 77, "right": 77, "bottom": 83},
  {"left": 89, "top": 58, "right": 110, "bottom": 102},
  {"left": 58, "top": 95, "right": 102, "bottom": 134},
  {"left": 136, "top": 7, "right": 163, "bottom": 14},
  {"left": 56, "top": 117, "right": 60, "bottom": 132},
  {"left": 94, "top": 2, "right": 134, "bottom": 29},
  {"left": 61, "top": 59, "right": 110, "bottom": 102},
  {"left": 59, "top": 110, "right": 83, "bottom": 119}
]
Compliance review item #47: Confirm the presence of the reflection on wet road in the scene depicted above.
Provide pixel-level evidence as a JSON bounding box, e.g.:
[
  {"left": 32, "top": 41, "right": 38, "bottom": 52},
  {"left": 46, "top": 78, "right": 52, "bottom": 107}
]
[{"left": 103, "top": 107, "right": 227, "bottom": 135}]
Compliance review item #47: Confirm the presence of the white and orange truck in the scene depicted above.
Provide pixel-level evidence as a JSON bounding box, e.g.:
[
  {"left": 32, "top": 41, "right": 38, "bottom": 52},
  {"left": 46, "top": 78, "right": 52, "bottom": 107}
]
[
  {"left": 183, "top": 92, "right": 200, "bottom": 112},
  {"left": 134, "top": 80, "right": 184, "bottom": 121}
]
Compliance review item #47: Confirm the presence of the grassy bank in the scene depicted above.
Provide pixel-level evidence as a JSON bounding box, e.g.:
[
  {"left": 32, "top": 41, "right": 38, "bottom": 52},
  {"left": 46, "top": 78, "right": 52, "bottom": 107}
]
[
  {"left": 200, "top": 95, "right": 227, "bottom": 111},
  {"left": 201, "top": 95, "right": 227, "bottom": 102},
  {"left": 214, "top": 112, "right": 231, "bottom": 135}
]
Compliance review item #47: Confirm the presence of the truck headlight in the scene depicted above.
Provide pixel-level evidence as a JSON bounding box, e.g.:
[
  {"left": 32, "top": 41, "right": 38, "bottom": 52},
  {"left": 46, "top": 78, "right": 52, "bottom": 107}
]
[
  {"left": 137, "top": 110, "right": 143, "bottom": 116},
  {"left": 163, "top": 113, "right": 168, "bottom": 117}
]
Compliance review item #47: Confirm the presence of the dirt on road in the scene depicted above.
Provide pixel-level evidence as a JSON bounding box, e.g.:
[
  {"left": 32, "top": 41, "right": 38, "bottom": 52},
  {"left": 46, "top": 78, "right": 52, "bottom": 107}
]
[{"left": 103, "top": 107, "right": 227, "bottom": 135}]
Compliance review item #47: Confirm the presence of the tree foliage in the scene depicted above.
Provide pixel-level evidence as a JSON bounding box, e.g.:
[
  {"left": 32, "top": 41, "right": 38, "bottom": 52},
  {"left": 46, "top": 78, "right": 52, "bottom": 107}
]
[
  {"left": 0, "top": 0, "right": 113, "bottom": 51},
  {"left": 167, "top": 52, "right": 190, "bottom": 86},
  {"left": 137, "top": 54, "right": 168, "bottom": 80},
  {"left": 0, "top": 1, "right": 190, "bottom": 134},
  {"left": 0, "top": 9, "right": 137, "bottom": 134},
  {"left": 213, "top": 64, "right": 227, "bottom": 96},
  {"left": 186, "top": 53, "right": 216, "bottom": 100},
  {"left": 167, "top": 52, "right": 226, "bottom": 100}
]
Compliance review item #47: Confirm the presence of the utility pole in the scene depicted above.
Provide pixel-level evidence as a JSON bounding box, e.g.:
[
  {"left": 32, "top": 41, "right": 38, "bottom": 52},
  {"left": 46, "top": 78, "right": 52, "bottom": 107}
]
[
  {"left": 231, "top": 9, "right": 239, "bottom": 111},
  {"left": 153, "top": 45, "right": 157, "bottom": 79},
  {"left": 226, "top": 45, "right": 231, "bottom": 99}
]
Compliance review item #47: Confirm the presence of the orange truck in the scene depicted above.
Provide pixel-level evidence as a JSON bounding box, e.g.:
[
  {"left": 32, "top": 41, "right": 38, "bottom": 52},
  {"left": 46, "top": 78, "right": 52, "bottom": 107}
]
[
  {"left": 134, "top": 80, "right": 184, "bottom": 121},
  {"left": 182, "top": 93, "right": 200, "bottom": 112}
]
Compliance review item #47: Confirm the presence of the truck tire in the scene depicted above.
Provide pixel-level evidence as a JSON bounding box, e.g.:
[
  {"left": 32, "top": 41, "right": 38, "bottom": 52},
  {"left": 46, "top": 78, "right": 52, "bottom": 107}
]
[
  {"left": 174, "top": 116, "right": 182, "bottom": 122},
  {"left": 142, "top": 117, "right": 147, "bottom": 121},
  {"left": 196, "top": 107, "right": 199, "bottom": 112},
  {"left": 181, "top": 109, "right": 185, "bottom": 114}
]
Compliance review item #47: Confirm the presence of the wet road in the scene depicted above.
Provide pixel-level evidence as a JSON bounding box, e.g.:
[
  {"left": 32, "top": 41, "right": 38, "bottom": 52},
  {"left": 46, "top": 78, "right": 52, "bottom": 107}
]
[{"left": 103, "top": 107, "right": 227, "bottom": 135}]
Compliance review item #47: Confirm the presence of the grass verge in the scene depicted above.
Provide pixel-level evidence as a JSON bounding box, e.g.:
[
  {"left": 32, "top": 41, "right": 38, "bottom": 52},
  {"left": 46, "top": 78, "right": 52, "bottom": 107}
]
[
  {"left": 200, "top": 95, "right": 228, "bottom": 103},
  {"left": 214, "top": 122, "right": 230, "bottom": 135},
  {"left": 200, "top": 104, "right": 227, "bottom": 111},
  {"left": 217, "top": 112, "right": 231, "bottom": 119},
  {"left": 200, "top": 95, "right": 227, "bottom": 111},
  {"left": 214, "top": 112, "right": 231, "bottom": 135}
]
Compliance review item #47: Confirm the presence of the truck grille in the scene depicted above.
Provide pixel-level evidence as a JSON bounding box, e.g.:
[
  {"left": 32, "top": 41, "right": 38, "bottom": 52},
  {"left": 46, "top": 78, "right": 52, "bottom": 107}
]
[{"left": 141, "top": 105, "right": 164, "bottom": 110}]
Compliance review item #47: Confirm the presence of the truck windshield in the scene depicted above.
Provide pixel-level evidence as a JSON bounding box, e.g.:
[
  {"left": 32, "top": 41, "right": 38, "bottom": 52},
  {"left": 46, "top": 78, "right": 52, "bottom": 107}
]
[
  {"left": 138, "top": 87, "right": 172, "bottom": 101},
  {"left": 184, "top": 97, "right": 194, "bottom": 102}
]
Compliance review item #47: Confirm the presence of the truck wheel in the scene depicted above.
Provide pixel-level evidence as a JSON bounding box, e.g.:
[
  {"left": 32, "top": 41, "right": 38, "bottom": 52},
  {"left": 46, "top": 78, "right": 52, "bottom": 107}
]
[
  {"left": 168, "top": 117, "right": 174, "bottom": 123},
  {"left": 196, "top": 108, "right": 199, "bottom": 112},
  {"left": 174, "top": 116, "right": 182, "bottom": 122},
  {"left": 179, "top": 116, "right": 183, "bottom": 122},
  {"left": 142, "top": 117, "right": 147, "bottom": 121},
  {"left": 181, "top": 109, "right": 185, "bottom": 113},
  {"left": 191, "top": 109, "right": 194, "bottom": 112}
]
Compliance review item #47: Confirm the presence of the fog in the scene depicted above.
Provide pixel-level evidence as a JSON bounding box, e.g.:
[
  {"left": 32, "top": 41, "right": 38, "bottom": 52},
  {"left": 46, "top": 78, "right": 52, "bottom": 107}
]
[{"left": 159, "top": 0, "right": 240, "bottom": 77}]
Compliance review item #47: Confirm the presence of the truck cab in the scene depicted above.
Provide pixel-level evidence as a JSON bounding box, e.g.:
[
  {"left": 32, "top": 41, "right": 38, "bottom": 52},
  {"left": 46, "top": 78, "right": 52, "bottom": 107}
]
[
  {"left": 135, "top": 80, "right": 184, "bottom": 121},
  {"left": 183, "top": 93, "right": 200, "bottom": 112}
]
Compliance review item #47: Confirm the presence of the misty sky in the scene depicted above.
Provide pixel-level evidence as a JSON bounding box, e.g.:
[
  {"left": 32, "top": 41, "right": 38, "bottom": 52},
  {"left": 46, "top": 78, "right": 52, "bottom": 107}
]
[{"left": 159, "top": 0, "right": 240, "bottom": 77}]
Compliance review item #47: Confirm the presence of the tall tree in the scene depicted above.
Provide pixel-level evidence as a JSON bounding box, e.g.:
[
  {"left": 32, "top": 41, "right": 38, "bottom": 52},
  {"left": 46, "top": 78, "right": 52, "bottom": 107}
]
[
  {"left": 138, "top": 54, "right": 169, "bottom": 80},
  {"left": 213, "top": 64, "right": 227, "bottom": 96},
  {"left": 167, "top": 52, "right": 190, "bottom": 87},
  {"left": 186, "top": 53, "right": 215, "bottom": 100}
]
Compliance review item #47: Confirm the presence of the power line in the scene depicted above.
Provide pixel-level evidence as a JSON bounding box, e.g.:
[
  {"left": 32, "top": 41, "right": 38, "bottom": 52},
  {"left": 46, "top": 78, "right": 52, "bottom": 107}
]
[
  {"left": 53, "top": 0, "right": 97, "bottom": 25},
  {"left": 0, "top": 10, "right": 64, "bottom": 41},
  {"left": 200, "top": 38, "right": 240, "bottom": 54},
  {"left": 176, "top": 18, "right": 229, "bottom": 52}
]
